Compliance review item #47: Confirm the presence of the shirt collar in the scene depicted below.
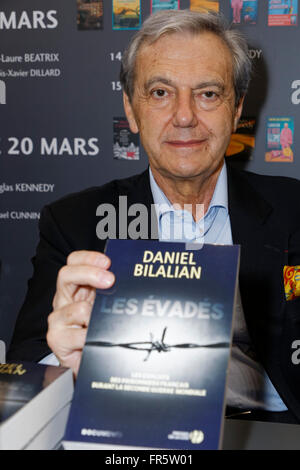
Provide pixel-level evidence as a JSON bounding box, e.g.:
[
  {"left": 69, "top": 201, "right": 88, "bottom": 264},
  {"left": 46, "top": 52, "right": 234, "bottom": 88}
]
[{"left": 149, "top": 161, "right": 229, "bottom": 217}]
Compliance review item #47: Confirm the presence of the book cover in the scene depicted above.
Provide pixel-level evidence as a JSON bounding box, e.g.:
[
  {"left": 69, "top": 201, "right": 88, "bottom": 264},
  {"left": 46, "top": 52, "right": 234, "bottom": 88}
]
[
  {"left": 113, "top": 117, "right": 140, "bottom": 160},
  {"left": 0, "top": 341, "right": 5, "bottom": 363},
  {"left": 268, "top": 0, "right": 298, "bottom": 26},
  {"left": 64, "top": 240, "right": 239, "bottom": 450},
  {"left": 230, "top": 1, "right": 258, "bottom": 25},
  {"left": 226, "top": 117, "right": 256, "bottom": 161},
  {"left": 77, "top": 0, "right": 103, "bottom": 30},
  {"left": 151, "top": 0, "right": 180, "bottom": 14},
  {"left": 265, "top": 117, "right": 294, "bottom": 162},
  {"left": 190, "top": 0, "right": 219, "bottom": 13},
  {"left": 0, "top": 362, "right": 73, "bottom": 450},
  {"left": 113, "top": 0, "right": 141, "bottom": 30}
]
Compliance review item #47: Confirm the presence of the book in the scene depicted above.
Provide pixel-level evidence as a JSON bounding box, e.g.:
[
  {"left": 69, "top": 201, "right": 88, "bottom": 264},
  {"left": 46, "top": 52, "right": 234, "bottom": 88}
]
[
  {"left": 77, "top": 0, "right": 103, "bottom": 30},
  {"left": 24, "top": 402, "right": 72, "bottom": 450},
  {"left": 230, "top": 1, "right": 258, "bottom": 25},
  {"left": 268, "top": 0, "right": 298, "bottom": 26},
  {"left": 151, "top": 0, "right": 180, "bottom": 14},
  {"left": 226, "top": 117, "right": 256, "bottom": 161},
  {"left": 190, "top": 0, "right": 219, "bottom": 13},
  {"left": 265, "top": 117, "right": 294, "bottom": 163},
  {"left": 0, "top": 362, "right": 73, "bottom": 450},
  {"left": 0, "top": 340, "right": 5, "bottom": 363},
  {"left": 112, "top": 0, "right": 141, "bottom": 30},
  {"left": 63, "top": 239, "right": 240, "bottom": 450},
  {"left": 113, "top": 117, "right": 140, "bottom": 160}
]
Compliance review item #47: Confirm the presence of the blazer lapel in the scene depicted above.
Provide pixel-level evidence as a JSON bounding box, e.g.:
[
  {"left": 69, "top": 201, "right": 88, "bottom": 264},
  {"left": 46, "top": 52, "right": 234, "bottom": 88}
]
[
  {"left": 227, "top": 163, "right": 273, "bottom": 243},
  {"left": 94, "top": 168, "right": 158, "bottom": 253},
  {"left": 119, "top": 168, "right": 158, "bottom": 240}
]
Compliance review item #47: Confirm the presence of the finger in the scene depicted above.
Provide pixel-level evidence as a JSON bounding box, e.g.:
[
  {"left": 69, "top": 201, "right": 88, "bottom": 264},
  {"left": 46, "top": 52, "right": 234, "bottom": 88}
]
[
  {"left": 67, "top": 250, "right": 111, "bottom": 269},
  {"left": 54, "top": 264, "right": 115, "bottom": 309},
  {"left": 53, "top": 285, "right": 96, "bottom": 310},
  {"left": 51, "top": 324, "right": 88, "bottom": 352},
  {"left": 47, "top": 302, "right": 92, "bottom": 376},
  {"left": 47, "top": 322, "right": 87, "bottom": 373},
  {"left": 60, "top": 350, "right": 83, "bottom": 379},
  {"left": 49, "top": 300, "right": 93, "bottom": 329},
  {"left": 73, "top": 286, "right": 96, "bottom": 304}
]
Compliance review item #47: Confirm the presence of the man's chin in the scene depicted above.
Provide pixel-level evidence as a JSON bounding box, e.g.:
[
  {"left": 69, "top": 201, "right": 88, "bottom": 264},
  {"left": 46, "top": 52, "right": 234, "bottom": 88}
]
[{"left": 159, "top": 166, "right": 210, "bottom": 181}]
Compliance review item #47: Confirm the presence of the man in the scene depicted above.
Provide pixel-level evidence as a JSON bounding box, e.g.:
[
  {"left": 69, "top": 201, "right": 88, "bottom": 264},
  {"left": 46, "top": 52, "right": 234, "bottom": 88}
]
[{"left": 7, "top": 10, "right": 300, "bottom": 423}]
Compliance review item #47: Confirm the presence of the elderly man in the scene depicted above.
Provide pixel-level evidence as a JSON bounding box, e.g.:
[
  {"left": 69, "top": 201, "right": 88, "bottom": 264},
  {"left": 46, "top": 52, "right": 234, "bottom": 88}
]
[{"left": 7, "top": 10, "right": 300, "bottom": 423}]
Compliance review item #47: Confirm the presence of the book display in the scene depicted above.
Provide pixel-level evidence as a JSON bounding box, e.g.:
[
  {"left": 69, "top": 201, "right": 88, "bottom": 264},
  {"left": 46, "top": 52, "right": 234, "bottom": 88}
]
[{"left": 0, "top": 362, "right": 73, "bottom": 450}]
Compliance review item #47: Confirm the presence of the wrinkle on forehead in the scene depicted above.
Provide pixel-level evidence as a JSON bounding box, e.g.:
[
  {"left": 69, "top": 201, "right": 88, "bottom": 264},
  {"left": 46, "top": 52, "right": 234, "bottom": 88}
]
[
  {"left": 139, "top": 31, "right": 233, "bottom": 67},
  {"left": 134, "top": 31, "right": 235, "bottom": 95}
]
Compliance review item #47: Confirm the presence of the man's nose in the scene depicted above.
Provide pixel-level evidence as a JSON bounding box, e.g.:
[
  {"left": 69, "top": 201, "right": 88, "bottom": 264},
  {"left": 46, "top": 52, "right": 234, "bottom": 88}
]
[{"left": 172, "top": 91, "right": 198, "bottom": 128}]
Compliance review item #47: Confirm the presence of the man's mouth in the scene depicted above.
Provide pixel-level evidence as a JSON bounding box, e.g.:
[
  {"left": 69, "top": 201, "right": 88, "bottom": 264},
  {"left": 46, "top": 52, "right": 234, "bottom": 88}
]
[{"left": 165, "top": 139, "right": 207, "bottom": 148}]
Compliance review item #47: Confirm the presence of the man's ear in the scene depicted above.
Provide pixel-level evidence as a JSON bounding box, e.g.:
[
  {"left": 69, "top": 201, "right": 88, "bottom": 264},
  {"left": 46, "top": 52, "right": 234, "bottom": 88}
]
[
  {"left": 123, "top": 92, "right": 139, "bottom": 134},
  {"left": 233, "top": 96, "right": 245, "bottom": 132}
]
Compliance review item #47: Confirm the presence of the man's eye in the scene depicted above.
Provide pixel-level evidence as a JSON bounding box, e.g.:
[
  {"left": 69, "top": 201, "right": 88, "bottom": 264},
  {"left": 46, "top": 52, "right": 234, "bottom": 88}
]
[
  {"left": 152, "top": 89, "right": 168, "bottom": 98},
  {"left": 203, "top": 91, "right": 217, "bottom": 99},
  {"left": 194, "top": 90, "right": 221, "bottom": 110}
]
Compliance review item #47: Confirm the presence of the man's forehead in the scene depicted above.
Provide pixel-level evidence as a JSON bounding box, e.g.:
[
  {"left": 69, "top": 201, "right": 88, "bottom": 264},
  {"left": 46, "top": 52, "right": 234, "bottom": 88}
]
[
  {"left": 137, "top": 30, "right": 231, "bottom": 59},
  {"left": 135, "top": 31, "right": 234, "bottom": 84}
]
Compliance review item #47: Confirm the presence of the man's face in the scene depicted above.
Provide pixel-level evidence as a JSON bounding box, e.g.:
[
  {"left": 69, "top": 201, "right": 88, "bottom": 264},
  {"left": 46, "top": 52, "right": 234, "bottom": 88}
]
[{"left": 124, "top": 32, "right": 244, "bottom": 182}]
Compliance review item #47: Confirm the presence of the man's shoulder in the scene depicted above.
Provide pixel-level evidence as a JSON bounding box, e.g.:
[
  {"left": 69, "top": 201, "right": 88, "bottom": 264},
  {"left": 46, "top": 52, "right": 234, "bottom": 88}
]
[
  {"left": 38, "top": 169, "right": 151, "bottom": 250},
  {"left": 239, "top": 166, "right": 300, "bottom": 188},
  {"left": 227, "top": 163, "right": 300, "bottom": 230},
  {"left": 228, "top": 164, "right": 300, "bottom": 201},
  {"left": 46, "top": 169, "right": 150, "bottom": 214}
]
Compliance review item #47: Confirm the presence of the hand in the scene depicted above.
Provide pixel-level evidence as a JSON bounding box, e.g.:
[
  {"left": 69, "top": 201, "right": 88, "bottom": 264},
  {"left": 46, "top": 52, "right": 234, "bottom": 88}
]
[{"left": 47, "top": 250, "right": 115, "bottom": 377}]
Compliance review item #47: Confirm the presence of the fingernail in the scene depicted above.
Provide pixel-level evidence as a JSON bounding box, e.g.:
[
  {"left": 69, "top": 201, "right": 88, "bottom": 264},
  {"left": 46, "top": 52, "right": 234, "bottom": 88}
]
[
  {"left": 100, "top": 256, "right": 110, "bottom": 268},
  {"left": 102, "top": 271, "right": 114, "bottom": 286}
]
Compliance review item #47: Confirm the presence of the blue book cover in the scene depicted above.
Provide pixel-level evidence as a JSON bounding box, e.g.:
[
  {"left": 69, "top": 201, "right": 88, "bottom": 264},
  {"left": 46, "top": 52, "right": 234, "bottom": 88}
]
[
  {"left": 151, "top": 0, "right": 180, "bottom": 14},
  {"left": 268, "top": 0, "right": 298, "bottom": 26},
  {"left": 64, "top": 240, "right": 240, "bottom": 450}
]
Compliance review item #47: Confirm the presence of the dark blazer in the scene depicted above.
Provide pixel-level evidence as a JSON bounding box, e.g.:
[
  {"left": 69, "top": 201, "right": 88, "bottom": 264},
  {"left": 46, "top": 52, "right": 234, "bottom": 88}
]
[{"left": 7, "top": 163, "right": 300, "bottom": 420}]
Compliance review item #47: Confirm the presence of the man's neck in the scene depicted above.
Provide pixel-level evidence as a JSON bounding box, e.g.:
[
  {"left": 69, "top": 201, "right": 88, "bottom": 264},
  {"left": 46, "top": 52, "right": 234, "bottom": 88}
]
[{"left": 150, "top": 161, "right": 224, "bottom": 221}]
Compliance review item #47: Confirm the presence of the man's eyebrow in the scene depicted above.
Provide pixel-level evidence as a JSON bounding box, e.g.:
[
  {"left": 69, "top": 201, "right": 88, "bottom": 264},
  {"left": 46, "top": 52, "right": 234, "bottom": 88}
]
[
  {"left": 193, "top": 81, "right": 225, "bottom": 92},
  {"left": 144, "top": 77, "right": 174, "bottom": 91},
  {"left": 143, "top": 77, "right": 225, "bottom": 92}
]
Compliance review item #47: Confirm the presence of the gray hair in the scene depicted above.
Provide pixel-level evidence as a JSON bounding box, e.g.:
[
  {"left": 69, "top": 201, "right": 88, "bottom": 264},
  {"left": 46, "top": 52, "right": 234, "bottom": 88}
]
[{"left": 120, "top": 10, "right": 251, "bottom": 107}]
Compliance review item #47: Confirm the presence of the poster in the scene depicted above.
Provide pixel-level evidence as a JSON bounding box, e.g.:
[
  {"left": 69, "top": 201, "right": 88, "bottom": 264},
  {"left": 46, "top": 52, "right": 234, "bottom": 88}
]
[
  {"left": 265, "top": 117, "right": 294, "bottom": 162},
  {"left": 230, "top": 1, "right": 258, "bottom": 24},
  {"left": 226, "top": 118, "right": 256, "bottom": 161},
  {"left": 151, "top": 0, "right": 180, "bottom": 13},
  {"left": 113, "top": 117, "right": 140, "bottom": 160},
  {"left": 113, "top": 0, "right": 141, "bottom": 30},
  {"left": 268, "top": 0, "right": 298, "bottom": 26},
  {"left": 77, "top": 0, "right": 103, "bottom": 30},
  {"left": 190, "top": 0, "right": 219, "bottom": 12}
]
